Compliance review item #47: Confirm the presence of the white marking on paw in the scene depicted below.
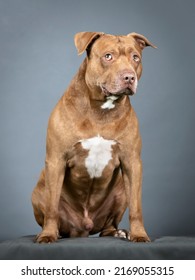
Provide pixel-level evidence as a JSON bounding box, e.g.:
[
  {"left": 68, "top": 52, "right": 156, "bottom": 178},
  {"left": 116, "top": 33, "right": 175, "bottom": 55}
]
[
  {"left": 101, "top": 95, "right": 119, "bottom": 109},
  {"left": 114, "top": 229, "right": 130, "bottom": 239},
  {"left": 114, "top": 230, "right": 127, "bottom": 238},
  {"left": 81, "top": 135, "right": 116, "bottom": 178}
]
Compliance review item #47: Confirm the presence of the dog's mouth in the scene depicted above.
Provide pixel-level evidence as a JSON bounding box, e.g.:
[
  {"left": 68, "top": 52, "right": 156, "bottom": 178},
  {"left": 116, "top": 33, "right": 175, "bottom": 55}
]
[{"left": 101, "top": 86, "right": 135, "bottom": 97}]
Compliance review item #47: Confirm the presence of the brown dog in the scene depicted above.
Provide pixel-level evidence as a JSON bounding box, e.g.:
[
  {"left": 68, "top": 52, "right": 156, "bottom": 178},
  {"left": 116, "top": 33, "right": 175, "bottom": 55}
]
[{"left": 32, "top": 32, "right": 156, "bottom": 243}]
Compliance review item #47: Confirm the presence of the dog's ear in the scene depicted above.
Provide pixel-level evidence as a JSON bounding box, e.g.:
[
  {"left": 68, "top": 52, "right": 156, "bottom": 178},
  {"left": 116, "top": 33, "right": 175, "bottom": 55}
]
[
  {"left": 74, "top": 32, "right": 104, "bottom": 55},
  {"left": 128, "top": 32, "right": 157, "bottom": 50}
]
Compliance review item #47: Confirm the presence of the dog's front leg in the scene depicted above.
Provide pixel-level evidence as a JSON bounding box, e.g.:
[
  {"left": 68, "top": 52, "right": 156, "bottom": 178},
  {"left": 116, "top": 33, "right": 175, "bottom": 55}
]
[
  {"left": 121, "top": 151, "right": 150, "bottom": 242},
  {"left": 36, "top": 157, "right": 65, "bottom": 243}
]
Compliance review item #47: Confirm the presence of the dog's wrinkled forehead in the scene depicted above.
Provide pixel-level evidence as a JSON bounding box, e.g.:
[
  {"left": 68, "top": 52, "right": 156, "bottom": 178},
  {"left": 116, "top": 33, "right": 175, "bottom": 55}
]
[{"left": 91, "top": 35, "right": 140, "bottom": 56}]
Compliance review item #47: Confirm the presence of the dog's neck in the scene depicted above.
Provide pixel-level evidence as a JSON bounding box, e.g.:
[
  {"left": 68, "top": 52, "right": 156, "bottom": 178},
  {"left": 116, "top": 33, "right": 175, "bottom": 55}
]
[{"left": 101, "top": 95, "right": 120, "bottom": 110}]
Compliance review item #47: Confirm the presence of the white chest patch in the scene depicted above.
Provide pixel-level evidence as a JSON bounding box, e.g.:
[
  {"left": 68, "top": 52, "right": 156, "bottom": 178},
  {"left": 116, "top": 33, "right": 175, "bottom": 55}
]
[
  {"left": 101, "top": 95, "right": 119, "bottom": 109},
  {"left": 80, "top": 135, "right": 116, "bottom": 178}
]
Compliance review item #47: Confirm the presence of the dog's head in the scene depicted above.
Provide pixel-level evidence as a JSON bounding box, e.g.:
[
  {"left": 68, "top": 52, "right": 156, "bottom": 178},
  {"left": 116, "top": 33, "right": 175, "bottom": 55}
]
[{"left": 74, "top": 32, "right": 156, "bottom": 98}]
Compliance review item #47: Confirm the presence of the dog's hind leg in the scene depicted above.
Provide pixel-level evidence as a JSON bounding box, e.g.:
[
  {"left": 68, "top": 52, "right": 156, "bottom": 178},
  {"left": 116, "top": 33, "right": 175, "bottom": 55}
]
[{"left": 99, "top": 205, "right": 130, "bottom": 240}]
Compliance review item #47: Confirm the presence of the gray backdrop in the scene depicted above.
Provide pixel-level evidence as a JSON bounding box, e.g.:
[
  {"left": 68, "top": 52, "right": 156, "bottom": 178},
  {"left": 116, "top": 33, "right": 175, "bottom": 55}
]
[{"left": 0, "top": 0, "right": 195, "bottom": 241}]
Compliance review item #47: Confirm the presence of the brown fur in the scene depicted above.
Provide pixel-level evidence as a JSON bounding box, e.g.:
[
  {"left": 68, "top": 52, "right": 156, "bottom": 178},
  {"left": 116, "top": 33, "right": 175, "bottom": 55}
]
[{"left": 32, "top": 32, "right": 156, "bottom": 243}]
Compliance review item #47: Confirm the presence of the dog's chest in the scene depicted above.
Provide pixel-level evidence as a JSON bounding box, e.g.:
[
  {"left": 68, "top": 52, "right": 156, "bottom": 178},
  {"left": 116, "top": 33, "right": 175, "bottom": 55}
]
[
  {"left": 67, "top": 135, "right": 119, "bottom": 182},
  {"left": 80, "top": 135, "right": 116, "bottom": 178}
]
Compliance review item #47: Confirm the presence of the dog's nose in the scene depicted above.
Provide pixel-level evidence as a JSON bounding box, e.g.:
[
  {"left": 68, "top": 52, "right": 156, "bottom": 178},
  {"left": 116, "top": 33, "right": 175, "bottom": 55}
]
[{"left": 122, "top": 72, "right": 135, "bottom": 84}]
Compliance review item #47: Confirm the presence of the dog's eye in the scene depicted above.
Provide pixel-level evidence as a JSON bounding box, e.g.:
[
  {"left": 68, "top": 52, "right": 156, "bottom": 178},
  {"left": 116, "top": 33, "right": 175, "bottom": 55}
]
[
  {"left": 133, "top": 54, "right": 140, "bottom": 63},
  {"left": 104, "top": 53, "right": 113, "bottom": 61}
]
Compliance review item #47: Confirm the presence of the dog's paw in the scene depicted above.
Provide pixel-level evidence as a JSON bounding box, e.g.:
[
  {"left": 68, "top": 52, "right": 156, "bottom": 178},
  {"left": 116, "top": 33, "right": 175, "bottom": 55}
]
[
  {"left": 114, "top": 229, "right": 130, "bottom": 240},
  {"left": 35, "top": 230, "right": 58, "bottom": 244},
  {"left": 130, "top": 234, "right": 150, "bottom": 242}
]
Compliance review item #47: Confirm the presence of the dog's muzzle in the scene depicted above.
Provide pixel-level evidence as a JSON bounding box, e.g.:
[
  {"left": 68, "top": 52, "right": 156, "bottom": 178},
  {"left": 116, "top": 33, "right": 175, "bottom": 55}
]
[{"left": 101, "top": 71, "right": 138, "bottom": 97}]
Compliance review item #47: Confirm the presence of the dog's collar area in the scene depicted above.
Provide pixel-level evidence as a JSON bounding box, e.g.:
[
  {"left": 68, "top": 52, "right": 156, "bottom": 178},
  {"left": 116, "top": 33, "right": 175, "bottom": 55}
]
[{"left": 101, "top": 95, "right": 119, "bottom": 109}]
